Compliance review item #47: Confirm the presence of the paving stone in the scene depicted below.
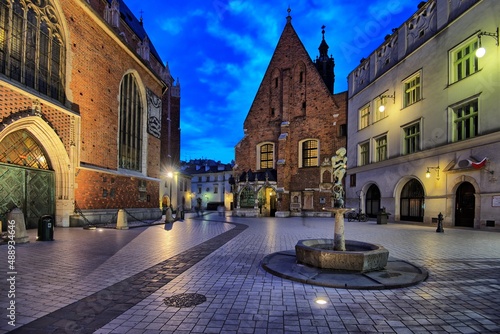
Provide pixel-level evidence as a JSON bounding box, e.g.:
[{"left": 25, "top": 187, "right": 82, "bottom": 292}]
[{"left": 1, "top": 214, "right": 500, "bottom": 333}]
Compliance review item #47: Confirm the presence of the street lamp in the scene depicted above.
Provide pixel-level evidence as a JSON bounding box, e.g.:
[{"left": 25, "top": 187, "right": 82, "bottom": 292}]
[
  {"left": 167, "top": 171, "right": 174, "bottom": 208},
  {"left": 378, "top": 91, "right": 395, "bottom": 112},
  {"left": 425, "top": 166, "right": 440, "bottom": 180},
  {"left": 475, "top": 27, "right": 499, "bottom": 58}
]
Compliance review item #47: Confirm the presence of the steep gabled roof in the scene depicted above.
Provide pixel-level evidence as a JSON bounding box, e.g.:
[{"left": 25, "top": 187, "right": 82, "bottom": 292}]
[
  {"left": 244, "top": 12, "right": 335, "bottom": 125},
  {"left": 109, "top": 0, "right": 163, "bottom": 64}
]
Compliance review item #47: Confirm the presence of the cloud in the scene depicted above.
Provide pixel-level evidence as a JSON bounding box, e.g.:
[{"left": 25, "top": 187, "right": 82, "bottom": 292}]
[{"left": 156, "top": 8, "right": 205, "bottom": 35}]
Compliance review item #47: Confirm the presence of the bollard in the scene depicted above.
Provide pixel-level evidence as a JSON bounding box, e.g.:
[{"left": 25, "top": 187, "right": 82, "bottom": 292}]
[
  {"left": 436, "top": 212, "right": 444, "bottom": 233},
  {"left": 7, "top": 208, "right": 30, "bottom": 243},
  {"left": 116, "top": 209, "right": 129, "bottom": 230}
]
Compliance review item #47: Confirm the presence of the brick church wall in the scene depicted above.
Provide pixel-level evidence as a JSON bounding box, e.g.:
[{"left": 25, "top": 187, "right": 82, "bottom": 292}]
[
  {"left": 235, "top": 17, "right": 348, "bottom": 213},
  {"left": 75, "top": 169, "right": 159, "bottom": 209}
]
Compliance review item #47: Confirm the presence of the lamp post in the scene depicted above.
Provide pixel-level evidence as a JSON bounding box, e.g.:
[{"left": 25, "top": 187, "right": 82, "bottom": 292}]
[{"left": 167, "top": 171, "right": 174, "bottom": 209}]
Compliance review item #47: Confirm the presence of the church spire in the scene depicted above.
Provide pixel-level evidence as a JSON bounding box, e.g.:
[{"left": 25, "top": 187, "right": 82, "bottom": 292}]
[
  {"left": 318, "top": 25, "right": 329, "bottom": 59},
  {"left": 286, "top": 6, "right": 292, "bottom": 24},
  {"left": 315, "top": 25, "right": 335, "bottom": 94}
]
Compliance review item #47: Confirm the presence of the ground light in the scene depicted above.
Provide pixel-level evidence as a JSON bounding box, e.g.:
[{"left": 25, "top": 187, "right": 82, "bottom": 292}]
[{"left": 315, "top": 298, "right": 328, "bottom": 305}]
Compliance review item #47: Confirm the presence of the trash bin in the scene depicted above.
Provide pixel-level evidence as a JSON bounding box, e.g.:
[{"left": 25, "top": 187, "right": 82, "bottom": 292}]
[
  {"left": 37, "top": 215, "right": 54, "bottom": 241},
  {"left": 377, "top": 209, "right": 389, "bottom": 225}
]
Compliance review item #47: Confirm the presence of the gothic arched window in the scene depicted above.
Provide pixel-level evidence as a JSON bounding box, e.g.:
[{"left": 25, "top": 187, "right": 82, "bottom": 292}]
[
  {"left": 0, "top": 129, "right": 50, "bottom": 169},
  {"left": 0, "top": 0, "right": 65, "bottom": 103},
  {"left": 119, "top": 73, "right": 143, "bottom": 171}
]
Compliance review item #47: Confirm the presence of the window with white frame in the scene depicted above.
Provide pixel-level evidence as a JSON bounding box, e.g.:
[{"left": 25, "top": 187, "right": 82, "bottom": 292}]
[
  {"left": 300, "top": 139, "right": 319, "bottom": 167},
  {"left": 450, "top": 39, "right": 479, "bottom": 83},
  {"left": 451, "top": 99, "right": 478, "bottom": 142},
  {"left": 374, "top": 98, "right": 386, "bottom": 122},
  {"left": 359, "top": 142, "right": 370, "bottom": 166},
  {"left": 402, "top": 122, "right": 420, "bottom": 155},
  {"left": 375, "top": 135, "right": 387, "bottom": 162},
  {"left": 359, "top": 104, "right": 370, "bottom": 129},
  {"left": 403, "top": 72, "right": 422, "bottom": 107},
  {"left": 258, "top": 143, "right": 274, "bottom": 170}
]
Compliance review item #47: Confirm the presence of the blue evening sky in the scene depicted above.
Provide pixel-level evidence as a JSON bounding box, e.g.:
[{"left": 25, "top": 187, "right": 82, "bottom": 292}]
[{"left": 124, "top": 1, "right": 419, "bottom": 163}]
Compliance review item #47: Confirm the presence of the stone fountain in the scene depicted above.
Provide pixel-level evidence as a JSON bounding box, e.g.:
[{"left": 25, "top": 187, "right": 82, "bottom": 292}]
[
  {"left": 261, "top": 148, "right": 427, "bottom": 289},
  {"left": 295, "top": 148, "right": 389, "bottom": 272}
]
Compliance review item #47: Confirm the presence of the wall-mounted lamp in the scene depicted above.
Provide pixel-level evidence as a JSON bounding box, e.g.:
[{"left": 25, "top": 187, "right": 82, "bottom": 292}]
[
  {"left": 476, "top": 27, "right": 499, "bottom": 58},
  {"left": 378, "top": 91, "right": 395, "bottom": 112},
  {"left": 425, "top": 166, "right": 440, "bottom": 180}
]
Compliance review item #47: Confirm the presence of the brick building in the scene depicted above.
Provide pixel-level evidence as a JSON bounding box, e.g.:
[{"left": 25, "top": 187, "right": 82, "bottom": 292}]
[
  {"left": 234, "top": 11, "right": 347, "bottom": 217},
  {"left": 0, "top": 0, "right": 180, "bottom": 227}
]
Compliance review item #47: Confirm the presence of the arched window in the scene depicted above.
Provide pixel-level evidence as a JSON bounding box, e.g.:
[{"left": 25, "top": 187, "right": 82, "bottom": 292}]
[
  {"left": 258, "top": 142, "right": 274, "bottom": 170},
  {"left": 239, "top": 187, "right": 255, "bottom": 208},
  {"left": 119, "top": 73, "right": 143, "bottom": 171},
  {"left": 0, "top": 0, "right": 65, "bottom": 103},
  {"left": 0, "top": 129, "right": 50, "bottom": 169}
]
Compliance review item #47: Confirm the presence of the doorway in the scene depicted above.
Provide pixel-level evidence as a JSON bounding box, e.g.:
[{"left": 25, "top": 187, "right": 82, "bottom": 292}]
[
  {"left": 455, "top": 182, "right": 475, "bottom": 227},
  {"left": 0, "top": 163, "right": 55, "bottom": 228},
  {"left": 366, "top": 184, "right": 381, "bottom": 218},
  {"left": 400, "top": 179, "right": 424, "bottom": 222},
  {"left": 0, "top": 130, "right": 55, "bottom": 228}
]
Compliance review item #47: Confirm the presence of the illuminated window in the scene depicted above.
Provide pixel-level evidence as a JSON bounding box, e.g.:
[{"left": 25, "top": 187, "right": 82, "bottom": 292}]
[
  {"left": 119, "top": 74, "right": 143, "bottom": 171},
  {"left": 450, "top": 39, "right": 479, "bottom": 83},
  {"left": 403, "top": 122, "right": 420, "bottom": 155},
  {"left": 452, "top": 99, "right": 478, "bottom": 142},
  {"left": 0, "top": 0, "right": 65, "bottom": 102},
  {"left": 403, "top": 72, "right": 422, "bottom": 107},
  {"left": 301, "top": 139, "right": 318, "bottom": 167},
  {"left": 375, "top": 135, "right": 387, "bottom": 162},
  {"left": 359, "top": 142, "right": 369, "bottom": 166},
  {"left": 0, "top": 130, "right": 49, "bottom": 169},
  {"left": 374, "top": 98, "right": 386, "bottom": 122},
  {"left": 359, "top": 104, "right": 370, "bottom": 129},
  {"left": 258, "top": 143, "right": 274, "bottom": 169}
]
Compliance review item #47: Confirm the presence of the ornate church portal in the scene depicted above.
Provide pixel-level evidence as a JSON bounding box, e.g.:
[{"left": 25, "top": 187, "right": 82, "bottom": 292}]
[{"left": 0, "top": 130, "right": 55, "bottom": 228}]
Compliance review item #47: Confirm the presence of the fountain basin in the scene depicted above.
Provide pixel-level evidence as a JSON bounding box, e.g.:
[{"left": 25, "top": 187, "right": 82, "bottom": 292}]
[{"left": 295, "top": 239, "right": 389, "bottom": 272}]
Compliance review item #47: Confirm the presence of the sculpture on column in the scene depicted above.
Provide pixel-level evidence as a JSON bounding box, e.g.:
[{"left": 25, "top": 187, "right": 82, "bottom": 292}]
[{"left": 331, "top": 147, "right": 347, "bottom": 207}]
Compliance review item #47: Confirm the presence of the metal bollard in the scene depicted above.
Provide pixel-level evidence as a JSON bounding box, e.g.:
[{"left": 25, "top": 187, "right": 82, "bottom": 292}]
[{"left": 436, "top": 212, "right": 444, "bottom": 233}]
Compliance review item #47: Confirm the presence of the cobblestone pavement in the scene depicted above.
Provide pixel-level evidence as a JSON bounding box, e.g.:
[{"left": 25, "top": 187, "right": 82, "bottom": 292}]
[{"left": 1, "top": 213, "right": 499, "bottom": 333}]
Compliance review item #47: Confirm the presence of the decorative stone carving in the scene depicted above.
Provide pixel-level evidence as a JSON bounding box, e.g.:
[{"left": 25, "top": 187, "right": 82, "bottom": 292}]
[
  {"left": 104, "top": 0, "right": 120, "bottom": 28},
  {"left": 376, "top": 34, "right": 398, "bottom": 75},
  {"left": 137, "top": 37, "right": 150, "bottom": 62},
  {"left": 353, "top": 59, "right": 370, "bottom": 93},
  {"left": 406, "top": 0, "right": 437, "bottom": 49},
  {"left": 146, "top": 88, "right": 162, "bottom": 138}
]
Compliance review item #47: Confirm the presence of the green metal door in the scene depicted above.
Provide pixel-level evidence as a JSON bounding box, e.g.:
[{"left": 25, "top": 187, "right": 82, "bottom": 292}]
[{"left": 0, "top": 163, "right": 55, "bottom": 229}]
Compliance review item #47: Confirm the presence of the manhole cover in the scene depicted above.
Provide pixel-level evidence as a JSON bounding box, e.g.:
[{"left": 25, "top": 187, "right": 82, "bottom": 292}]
[
  {"left": 379, "top": 272, "right": 402, "bottom": 278},
  {"left": 164, "top": 293, "right": 207, "bottom": 308}
]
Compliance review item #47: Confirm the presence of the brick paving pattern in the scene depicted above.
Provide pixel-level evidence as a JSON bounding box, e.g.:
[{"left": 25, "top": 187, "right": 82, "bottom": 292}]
[{"left": 1, "top": 213, "right": 499, "bottom": 333}]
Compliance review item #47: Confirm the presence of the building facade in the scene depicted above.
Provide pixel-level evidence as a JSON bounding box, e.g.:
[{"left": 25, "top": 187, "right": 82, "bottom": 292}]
[
  {"left": 234, "top": 12, "right": 347, "bottom": 217},
  {"left": 182, "top": 160, "right": 234, "bottom": 211},
  {"left": 346, "top": 0, "right": 499, "bottom": 230},
  {"left": 0, "top": 0, "right": 180, "bottom": 227}
]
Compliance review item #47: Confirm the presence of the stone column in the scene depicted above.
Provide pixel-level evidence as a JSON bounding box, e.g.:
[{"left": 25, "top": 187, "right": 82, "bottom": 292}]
[{"left": 323, "top": 207, "right": 353, "bottom": 251}]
